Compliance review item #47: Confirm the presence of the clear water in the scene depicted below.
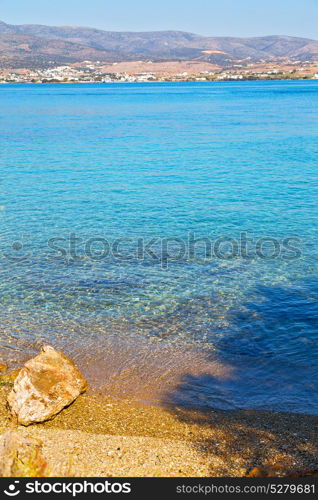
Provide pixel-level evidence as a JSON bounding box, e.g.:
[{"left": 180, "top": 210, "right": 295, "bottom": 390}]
[{"left": 1, "top": 81, "right": 318, "bottom": 413}]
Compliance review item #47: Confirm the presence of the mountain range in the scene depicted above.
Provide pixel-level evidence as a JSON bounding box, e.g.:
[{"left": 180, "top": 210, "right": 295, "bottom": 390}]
[{"left": 1, "top": 20, "right": 318, "bottom": 68}]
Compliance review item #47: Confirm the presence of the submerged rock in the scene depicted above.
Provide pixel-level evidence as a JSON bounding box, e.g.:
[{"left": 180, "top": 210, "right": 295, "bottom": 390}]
[{"left": 7, "top": 345, "right": 87, "bottom": 426}]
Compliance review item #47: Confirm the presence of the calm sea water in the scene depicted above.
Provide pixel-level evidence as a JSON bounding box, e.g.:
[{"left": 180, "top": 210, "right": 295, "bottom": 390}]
[{"left": 1, "top": 81, "right": 318, "bottom": 414}]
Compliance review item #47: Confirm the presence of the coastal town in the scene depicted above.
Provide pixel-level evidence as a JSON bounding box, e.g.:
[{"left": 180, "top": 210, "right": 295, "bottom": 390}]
[{"left": 1, "top": 58, "right": 318, "bottom": 83}]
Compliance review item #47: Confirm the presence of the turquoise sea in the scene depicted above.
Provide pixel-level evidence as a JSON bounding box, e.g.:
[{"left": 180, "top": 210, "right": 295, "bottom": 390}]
[{"left": 1, "top": 81, "right": 318, "bottom": 413}]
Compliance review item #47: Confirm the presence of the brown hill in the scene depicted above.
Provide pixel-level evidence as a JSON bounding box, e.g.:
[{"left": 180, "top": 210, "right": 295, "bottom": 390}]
[{"left": 1, "top": 20, "right": 318, "bottom": 68}]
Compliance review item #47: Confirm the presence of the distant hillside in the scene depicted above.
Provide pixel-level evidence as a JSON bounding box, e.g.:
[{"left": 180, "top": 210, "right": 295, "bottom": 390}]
[
  {"left": 0, "top": 34, "right": 133, "bottom": 68},
  {"left": 1, "top": 20, "right": 318, "bottom": 68}
]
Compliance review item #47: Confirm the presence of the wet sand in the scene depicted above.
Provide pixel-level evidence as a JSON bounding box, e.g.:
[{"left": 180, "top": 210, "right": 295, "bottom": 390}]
[{"left": 0, "top": 384, "right": 318, "bottom": 477}]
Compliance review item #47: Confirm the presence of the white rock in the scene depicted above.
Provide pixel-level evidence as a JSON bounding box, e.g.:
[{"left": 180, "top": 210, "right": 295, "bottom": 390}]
[{"left": 7, "top": 345, "right": 87, "bottom": 425}]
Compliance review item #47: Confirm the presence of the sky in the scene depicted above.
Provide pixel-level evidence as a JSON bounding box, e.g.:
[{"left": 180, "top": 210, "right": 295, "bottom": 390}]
[{"left": 1, "top": 0, "right": 318, "bottom": 39}]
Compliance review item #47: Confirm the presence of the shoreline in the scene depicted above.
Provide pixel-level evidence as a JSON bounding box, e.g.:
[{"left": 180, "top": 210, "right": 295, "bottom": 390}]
[
  {"left": 1, "top": 384, "right": 317, "bottom": 477},
  {"left": 1, "top": 78, "right": 318, "bottom": 84},
  {"left": 1, "top": 76, "right": 318, "bottom": 477}
]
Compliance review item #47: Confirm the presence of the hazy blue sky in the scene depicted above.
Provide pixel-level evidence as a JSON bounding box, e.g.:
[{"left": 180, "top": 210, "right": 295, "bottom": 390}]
[{"left": 2, "top": 0, "right": 318, "bottom": 39}]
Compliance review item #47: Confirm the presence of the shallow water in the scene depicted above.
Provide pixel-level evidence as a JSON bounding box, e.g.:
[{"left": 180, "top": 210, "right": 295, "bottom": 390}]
[{"left": 1, "top": 81, "right": 318, "bottom": 413}]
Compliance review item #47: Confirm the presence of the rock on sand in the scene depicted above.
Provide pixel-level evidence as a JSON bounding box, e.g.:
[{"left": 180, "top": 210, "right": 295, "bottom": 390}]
[{"left": 7, "top": 345, "right": 87, "bottom": 426}]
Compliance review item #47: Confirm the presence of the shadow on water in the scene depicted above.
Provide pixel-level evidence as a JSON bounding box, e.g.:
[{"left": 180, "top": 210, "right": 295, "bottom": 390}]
[
  {"left": 161, "top": 279, "right": 318, "bottom": 475},
  {"left": 165, "top": 278, "right": 318, "bottom": 413}
]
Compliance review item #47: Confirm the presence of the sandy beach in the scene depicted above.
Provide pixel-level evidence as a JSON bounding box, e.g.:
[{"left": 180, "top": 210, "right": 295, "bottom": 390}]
[{"left": 1, "top": 382, "right": 318, "bottom": 477}]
